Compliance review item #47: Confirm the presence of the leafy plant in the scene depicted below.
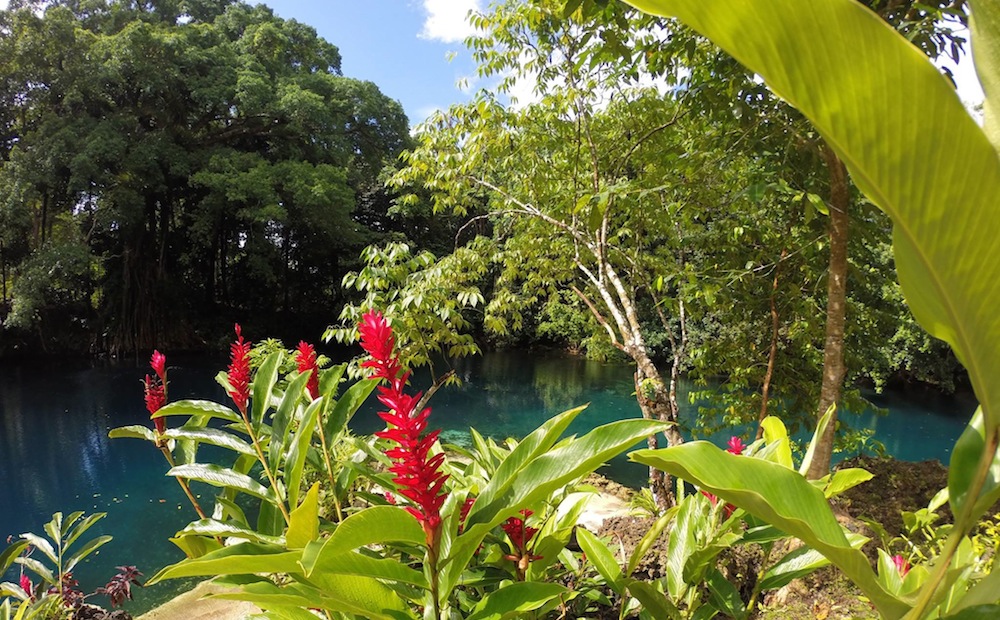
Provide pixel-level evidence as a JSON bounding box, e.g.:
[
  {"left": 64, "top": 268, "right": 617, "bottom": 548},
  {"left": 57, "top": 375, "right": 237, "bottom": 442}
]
[
  {"left": 619, "top": 0, "right": 1000, "bottom": 616},
  {"left": 0, "top": 512, "right": 139, "bottom": 619},
  {"left": 133, "top": 312, "right": 668, "bottom": 619}
]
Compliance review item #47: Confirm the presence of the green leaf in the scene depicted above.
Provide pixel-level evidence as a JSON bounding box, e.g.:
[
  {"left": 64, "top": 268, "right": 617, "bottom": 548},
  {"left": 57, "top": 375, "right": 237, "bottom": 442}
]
[
  {"left": 0, "top": 541, "right": 28, "bottom": 576},
  {"left": 153, "top": 400, "right": 241, "bottom": 424},
  {"left": 64, "top": 535, "right": 112, "bottom": 573},
  {"left": 302, "top": 547, "right": 427, "bottom": 588},
  {"left": 447, "top": 417, "right": 669, "bottom": 596},
  {"left": 108, "top": 425, "right": 157, "bottom": 442},
  {"left": 942, "top": 606, "right": 1000, "bottom": 620},
  {"left": 286, "top": 483, "right": 320, "bottom": 549},
  {"left": 63, "top": 512, "right": 105, "bottom": 550},
  {"left": 624, "top": 0, "right": 1000, "bottom": 440},
  {"left": 175, "top": 520, "right": 283, "bottom": 545},
  {"left": 948, "top": 408, "right": 1000, "bottom": 517},
  {"left": 625, "top": 579, "right": 681, "bottom": 620},
  {"left": 300, "top": 506, "right": 426, "bottom": 577},
  {"left": 576, "top": 528, "right": 624, "bottom": 595},
  {"left": 631, "top": 442, "right": 907, "bottom": 618},
  {"left": 163, "top": 427, "right": 255, "bottom": 456},
  {"left": 167, "top": 463, "right": 274, "bottom": 503},
  {"left": 210, "top": 579, "right": 414, "bottom": 620},
  {"left": 269, "top": 371, "right": 311, "bottom": 474},
  {"left": 214, "top": 497, "right": 250, "bottom": 528},
  {"left": 706, "top": 569, "right": 746, "bottom": 620},
  {"left": 318, "top": 363, "right": 347, "bottom": 399},
  {"left": 148, "top": 542, "right": 302, "bottom": 584},
  {"left": 760, "top": 532, "right": 866, "bottom": 591},
  {"left": 252, "top": 352, "right": 282, "bottom": 430},
  {"left": 465, "top": 582, "right": 569, "bottom": 620},
  {"left": 324, "top": 378, "right": 378, "bottom": 446},
  {"left": 627, "top": 508, "right": 676, "bottom": 576},
  {"left": 18, "top": 535, "right": 56, "bottom": 565},
  {"left": 168, "top": 534, "right": 224, "bottom": 559},
  {"left": 799, "top": 405, "right": 836, "bottom": 477},
  {"left": 760, "top": 416, "right": 793, "bottom": 469},
  {"left": 285, "top": 399, "right": 321, "bottom": 510},
  {"left": 15, "top": 558, "right": 54, "bottom": 585},
  {"left": 971, "top": 0, "right": 999, "bottom": 148},
  {"left": 824, "top": 468, "right": 875, "bottom": 498}
]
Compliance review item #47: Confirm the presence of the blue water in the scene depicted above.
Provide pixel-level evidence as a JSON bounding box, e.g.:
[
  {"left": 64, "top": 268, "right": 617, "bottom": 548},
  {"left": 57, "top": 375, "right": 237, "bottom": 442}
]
[{"left": 0, "top": 352, "right": 977, "bottom": 613}]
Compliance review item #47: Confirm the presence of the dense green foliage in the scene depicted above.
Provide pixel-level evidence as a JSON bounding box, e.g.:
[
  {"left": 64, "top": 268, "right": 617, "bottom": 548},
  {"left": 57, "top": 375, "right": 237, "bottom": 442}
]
[{"left": 0, "top": 0, "right": 445, "bottom": 354}]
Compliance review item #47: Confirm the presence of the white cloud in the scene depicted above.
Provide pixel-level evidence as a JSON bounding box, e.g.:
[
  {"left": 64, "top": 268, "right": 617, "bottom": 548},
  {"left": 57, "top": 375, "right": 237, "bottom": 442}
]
[
  {"left": 419, "top": 0, "right": 482, "bottom": 44},
  {"left": 0, "top": 0, "right": 9, "bottom": 9}
]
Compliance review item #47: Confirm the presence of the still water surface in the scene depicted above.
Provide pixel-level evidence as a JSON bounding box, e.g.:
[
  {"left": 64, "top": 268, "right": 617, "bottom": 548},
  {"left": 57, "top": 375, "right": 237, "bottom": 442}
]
[{"left": 0, "top": 351, "right": 977, "bottom": 612}]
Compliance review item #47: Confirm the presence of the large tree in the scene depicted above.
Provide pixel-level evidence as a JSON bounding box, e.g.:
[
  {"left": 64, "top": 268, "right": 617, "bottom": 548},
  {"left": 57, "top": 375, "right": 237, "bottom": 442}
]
[{"left": 0, "top": 0, "right": 411, "bottom": 353}]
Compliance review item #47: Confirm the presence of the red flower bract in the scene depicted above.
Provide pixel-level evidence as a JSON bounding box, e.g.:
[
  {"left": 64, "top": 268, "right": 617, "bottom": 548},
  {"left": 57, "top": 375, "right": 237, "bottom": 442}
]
[
  {"left": 358, "top": 310, "right": 448, "bottom": 549},
  {"left": 892, "top": 554, "right": 911, "bottom": 577},
  {"left": 502, "top": 509, "right": 539, "bottom": 553},
  {"left": 150, "top": 350, "right": 166, "bottom": 383},
  {"left": 143, "top": 350, "right": 167, "bottom": 435},
  {"left": 20, "top": 573, "right": 32, "bottom": 600},
  {"left": 228, "top": 324, "right": 252, "bottom": 415},
  {"left": 727, "top": 436, "right": 745, "bottom": 455},
  {"left": 295, "top": 341, "right": 320, "bottom": 400}
]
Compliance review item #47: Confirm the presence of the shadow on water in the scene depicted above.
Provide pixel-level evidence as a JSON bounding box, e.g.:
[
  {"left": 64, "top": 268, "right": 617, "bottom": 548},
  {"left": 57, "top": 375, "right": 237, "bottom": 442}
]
[{"left": 0, "top": 350, "right": 975, "bottom": 612}]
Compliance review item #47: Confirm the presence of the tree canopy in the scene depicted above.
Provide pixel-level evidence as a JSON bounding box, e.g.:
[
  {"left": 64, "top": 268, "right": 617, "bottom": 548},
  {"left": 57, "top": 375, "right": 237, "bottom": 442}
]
[{"left": 0, "top": 0, "right": 419, "bottom": 354}]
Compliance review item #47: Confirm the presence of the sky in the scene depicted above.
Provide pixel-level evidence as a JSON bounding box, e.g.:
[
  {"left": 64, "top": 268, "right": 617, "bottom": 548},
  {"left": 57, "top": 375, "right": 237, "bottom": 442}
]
[{"left": 0, "top": 0, "right": 986, "bottom": 125}]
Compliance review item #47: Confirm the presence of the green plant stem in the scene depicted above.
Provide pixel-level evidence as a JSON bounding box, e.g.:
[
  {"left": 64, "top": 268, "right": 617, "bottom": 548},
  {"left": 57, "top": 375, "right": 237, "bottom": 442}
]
[
  {"left": 746, "top": 542, "right": 774, "bottom": 615},
  {"left": 159, "top": 445, "right": 210, "bottom": 521},
  {"left": 905, "top": 428, "right": 1000, "bottom": 619},
  {"left": 239, "top": 407, "right": 292, "bottom": 525},
  {"left": 316, "top": 423, "right": 343, "bottom": 522}
]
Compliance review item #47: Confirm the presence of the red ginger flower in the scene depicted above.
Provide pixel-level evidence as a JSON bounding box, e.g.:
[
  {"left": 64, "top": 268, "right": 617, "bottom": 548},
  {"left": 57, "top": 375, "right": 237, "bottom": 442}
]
[
  {"left": 20, "top": 573, "right": 32, "bottom": 600},
  {"left": 144, "top": 350, "right": 167, "bottom": 434},
  {"left": 358, "top": 310, "right": 448, "bottom": 549},
  {"left": 727, "top": 436, "right": 745, "bottom": 455},
  {"left": 228, "top": 324, "right": 252, "bottom": 415},
  {"left": 295, "top": 341, "right": 320, "bottom": 400},
  {"left": 892, "top": 554, "right": 911, "bottom": 577},
  {"left": 502, "top": 509, "right": 540, "bottom": 553}
]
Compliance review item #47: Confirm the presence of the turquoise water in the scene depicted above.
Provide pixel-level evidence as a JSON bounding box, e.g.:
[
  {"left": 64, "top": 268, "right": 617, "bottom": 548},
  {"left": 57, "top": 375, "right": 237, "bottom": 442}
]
[{"left": 0, "top": 351, "right": 976, "bottom": 613}]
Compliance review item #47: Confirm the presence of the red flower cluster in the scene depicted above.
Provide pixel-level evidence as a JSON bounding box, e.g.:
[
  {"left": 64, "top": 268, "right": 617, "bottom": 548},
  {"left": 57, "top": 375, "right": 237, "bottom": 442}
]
[
  {"left": 20, "top": 574, "right": 32, "bottom": 600},
  {"left": 358, "top": 311, "right": 448, "bottom": 549},
  {"left": 143, "top": 350, "right": 167, "bottom": 434},
  {"left": 502, "top": 509, "right": 540, "bottom": 553},
  {"left": 502, "top": 509, "right": 543, "bottom": 577},
  {"left": 228, "top": 324, "right": 252, "bottom": 415},
  {"left": 727, "top": 436, "right": 745, "bottom": 455},
  {"left": 892, "top": 554, "right": 911, "bottom": 577},
  {"left": 295, "top": 341, "right": 320, "bottom": 400}
]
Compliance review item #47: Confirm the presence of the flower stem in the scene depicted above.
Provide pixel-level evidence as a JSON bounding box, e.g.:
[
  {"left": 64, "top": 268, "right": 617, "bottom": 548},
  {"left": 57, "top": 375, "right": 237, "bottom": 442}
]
[
  {"left": 316, "top": 421, "right": 343, "bottom": 522},
  {"left": 239, "top": 408, "right": 291, "bottom": 525},
  {"left": 159, "top": 446, "right": 209, "bottom": 520}
]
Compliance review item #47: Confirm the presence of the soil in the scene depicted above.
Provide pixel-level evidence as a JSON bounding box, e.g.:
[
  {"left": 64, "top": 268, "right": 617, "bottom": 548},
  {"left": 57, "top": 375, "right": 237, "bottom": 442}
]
[
  {"left": 590, "top": 457, "right": 965, "bottom": 619},
  {"left": 73, "top": 606, "right": 133, "bottom": 620}
]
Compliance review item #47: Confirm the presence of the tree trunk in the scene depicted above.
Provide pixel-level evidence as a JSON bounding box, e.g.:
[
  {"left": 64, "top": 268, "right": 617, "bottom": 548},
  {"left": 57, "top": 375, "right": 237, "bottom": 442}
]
[
  {"left": 632, "top": 347, "right": 685, "bottom": 508},
  {"left": 806, "top": 147, "right": 850, "bottom": 480}
]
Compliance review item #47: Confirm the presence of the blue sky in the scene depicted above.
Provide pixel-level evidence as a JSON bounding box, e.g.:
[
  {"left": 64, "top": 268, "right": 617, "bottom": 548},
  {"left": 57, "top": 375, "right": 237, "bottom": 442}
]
[{"left": 257, "top": 0, "right": 484, "bottom": 125}]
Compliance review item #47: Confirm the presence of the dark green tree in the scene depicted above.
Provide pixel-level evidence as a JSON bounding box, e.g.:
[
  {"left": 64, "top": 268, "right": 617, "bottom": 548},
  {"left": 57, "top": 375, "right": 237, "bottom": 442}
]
[{"left": 0, "top": 0, "right": 411, "bottom": 354}]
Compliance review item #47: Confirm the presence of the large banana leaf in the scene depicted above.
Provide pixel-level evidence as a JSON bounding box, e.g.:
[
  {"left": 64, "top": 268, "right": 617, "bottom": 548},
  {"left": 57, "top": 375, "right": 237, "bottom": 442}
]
[
  {"left": 632, "top": 443, "right": 909, "bottom": 618},
  {"left": 622, "top": 0, "right": 1000, "bottom": 434}
]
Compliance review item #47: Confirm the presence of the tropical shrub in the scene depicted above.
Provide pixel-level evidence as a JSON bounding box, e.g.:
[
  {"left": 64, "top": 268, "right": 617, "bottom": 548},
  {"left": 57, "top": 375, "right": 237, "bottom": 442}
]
[
  {"left": 619, "top": 0, "right": 1000, "bottom": 617},
  {"left": 108, "top": 312, "right": 666, "bottom": 619},
  {"left": 0, "top": 512, "right": 141, "bottom": 619}
]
